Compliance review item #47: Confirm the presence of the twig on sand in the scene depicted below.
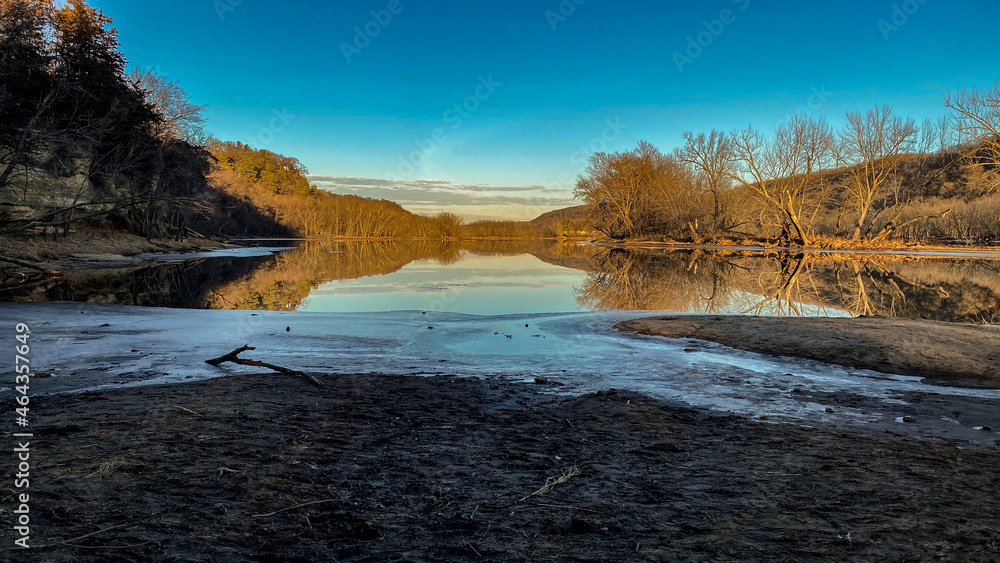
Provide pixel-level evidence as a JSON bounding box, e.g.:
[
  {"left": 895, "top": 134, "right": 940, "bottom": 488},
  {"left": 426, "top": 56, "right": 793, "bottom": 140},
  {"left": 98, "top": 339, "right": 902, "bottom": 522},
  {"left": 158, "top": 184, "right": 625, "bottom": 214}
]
[
  {"left": 174, "top": 405, "right": 205, "bottom": 418},
  {"left": 58, "top": 541, "right": 153, "bottom": 550},
  {"left": 518, "top": 466, "right": 581, "bottom": 502},
  {"left": 206, "top": 345, "right": 325, "bottom": 387},
  {"left": 523, "top": 501, "right": 606, "bottom": 515},
  {"left": 252, "top": 499, "right": 338, "bottom": 518},
  {"left": 85, "top": 460, "right": 122, "bottom": 479},
  {"left": 43, "top": 523, "right": 135, "bottom": 548}
]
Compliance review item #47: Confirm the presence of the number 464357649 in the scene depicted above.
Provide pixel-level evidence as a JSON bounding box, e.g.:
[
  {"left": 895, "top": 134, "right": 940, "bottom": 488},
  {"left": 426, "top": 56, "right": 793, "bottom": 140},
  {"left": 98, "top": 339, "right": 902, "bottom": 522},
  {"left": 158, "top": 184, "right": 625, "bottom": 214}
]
[{"left": 14, "top": 323, "right": 31, "bottom": 421}]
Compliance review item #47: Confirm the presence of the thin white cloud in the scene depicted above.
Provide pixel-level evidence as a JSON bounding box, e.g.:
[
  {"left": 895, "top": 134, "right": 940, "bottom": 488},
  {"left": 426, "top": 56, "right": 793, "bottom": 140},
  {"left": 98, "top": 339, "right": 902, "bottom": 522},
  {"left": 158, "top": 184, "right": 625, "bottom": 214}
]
[{"left": 308, "top": 175, "right": 578, "bottom": 221}]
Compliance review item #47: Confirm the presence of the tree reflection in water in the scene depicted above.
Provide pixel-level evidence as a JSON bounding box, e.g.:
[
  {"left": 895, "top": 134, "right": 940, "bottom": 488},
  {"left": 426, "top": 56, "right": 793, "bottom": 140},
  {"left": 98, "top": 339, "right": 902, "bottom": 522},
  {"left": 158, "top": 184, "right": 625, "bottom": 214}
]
[
  {"left": 3, "top": 239, "right": 999, "bottom": 324},
  {"left": 573, "top": 247, "right": 1000, "bottom": 323}
]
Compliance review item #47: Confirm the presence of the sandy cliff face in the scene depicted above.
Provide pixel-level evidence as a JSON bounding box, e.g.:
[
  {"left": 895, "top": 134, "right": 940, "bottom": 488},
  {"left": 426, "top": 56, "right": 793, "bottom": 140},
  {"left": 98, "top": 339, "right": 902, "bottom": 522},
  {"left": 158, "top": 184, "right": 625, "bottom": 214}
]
[{"left": 0, "top": 156, "right": 114, "bottom": 221}]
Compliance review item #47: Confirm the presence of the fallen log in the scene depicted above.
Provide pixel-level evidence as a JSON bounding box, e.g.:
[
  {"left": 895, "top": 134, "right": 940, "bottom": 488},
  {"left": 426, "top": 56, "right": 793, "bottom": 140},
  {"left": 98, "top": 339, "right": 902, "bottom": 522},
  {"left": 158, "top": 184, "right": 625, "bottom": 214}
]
[
  {"left": 0, "top": 255, "right": 61, "bottom": 277},
  {"left": 206, "top": 345, "right": 325, "bottom": 387}
]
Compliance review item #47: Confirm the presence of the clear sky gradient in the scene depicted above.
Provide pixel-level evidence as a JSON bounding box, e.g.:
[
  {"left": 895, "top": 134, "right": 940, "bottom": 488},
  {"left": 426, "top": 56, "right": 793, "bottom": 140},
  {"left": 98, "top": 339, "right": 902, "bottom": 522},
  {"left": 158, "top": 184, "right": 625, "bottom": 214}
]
[{"left": 92, "top": 0, "right": 1000, "bottom": 219}]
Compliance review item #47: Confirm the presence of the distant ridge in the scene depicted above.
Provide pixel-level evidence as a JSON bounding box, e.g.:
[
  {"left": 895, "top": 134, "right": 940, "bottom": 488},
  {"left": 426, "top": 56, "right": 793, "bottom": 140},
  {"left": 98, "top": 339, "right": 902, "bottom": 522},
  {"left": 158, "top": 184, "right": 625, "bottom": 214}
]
[{"left": 531, "top": 204, "right": 589, "bottom": 224}]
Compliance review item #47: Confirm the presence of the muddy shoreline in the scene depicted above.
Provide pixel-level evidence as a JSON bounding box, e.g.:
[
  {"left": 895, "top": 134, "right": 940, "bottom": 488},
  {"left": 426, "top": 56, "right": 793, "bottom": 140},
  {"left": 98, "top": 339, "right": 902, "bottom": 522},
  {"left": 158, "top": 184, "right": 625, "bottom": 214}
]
[
  {"left": 12, "top": 371, "right": 1000, "bottom": 562},
  {"left": 617, "top": 316, "right": 1000, "bottom": 389}
]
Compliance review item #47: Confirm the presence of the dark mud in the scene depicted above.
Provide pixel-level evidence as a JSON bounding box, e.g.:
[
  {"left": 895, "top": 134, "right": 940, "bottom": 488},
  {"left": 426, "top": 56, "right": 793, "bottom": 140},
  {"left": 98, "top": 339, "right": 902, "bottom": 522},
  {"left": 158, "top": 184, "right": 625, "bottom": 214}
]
[{"left": 12, "top": 372, "right": 1000, "bottom": 562}]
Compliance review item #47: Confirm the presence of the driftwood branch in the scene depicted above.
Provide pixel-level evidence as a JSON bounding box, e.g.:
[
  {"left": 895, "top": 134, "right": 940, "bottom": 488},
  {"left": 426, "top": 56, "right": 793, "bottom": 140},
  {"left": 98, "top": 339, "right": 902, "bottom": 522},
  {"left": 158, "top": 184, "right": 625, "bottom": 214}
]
[
  {"left": 687, "top": 221, "right": 703, "bottom": 244},
  {"left": 38, "top": 523, "right": 136, "bottom": 549},
  {"left": 251, "top": 499, "right": 338, "bottom": 518},
  {"left": 871, "top": 209, "right": 952, "bottom": 242},
  {"left": 206, "top": 345, "right": 325, "bottom": 387},
  {"left": 518, "top": 466, "right": 582, "bottom": 502},
  {"left": 0, "top": 200, "right": 127, "bottom": 236}
]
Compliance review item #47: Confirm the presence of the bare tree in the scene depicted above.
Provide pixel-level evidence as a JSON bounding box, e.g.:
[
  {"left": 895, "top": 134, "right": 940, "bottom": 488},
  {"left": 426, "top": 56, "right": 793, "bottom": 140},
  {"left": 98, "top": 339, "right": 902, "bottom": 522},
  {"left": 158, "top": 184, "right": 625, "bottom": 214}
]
[
  {"left": 575, "top": 141, "right": 663, "bottom": 239},
  {"left": 917, "top": 117, "right": 938, "bottom": 157},
  {"left": 677, "top": 130, "right": 734, "bottom": 231},
  {"left": 946, "top": 85, "right": 1000, "bottom": 161},
  {"left": 129, "top": 68, "right": 206, "bottom": 143},
  {"left": 835, "top": 105, "right": 918, "bottom": 241},
  {"left": 727, "top": 117, "right": 834, "bottom": 246},
  {"left": 432, "top": 212, "right": 464, "bottom": 238},
  {"left": 946, "top": 85, "right": 1000, "bottom": 196}
]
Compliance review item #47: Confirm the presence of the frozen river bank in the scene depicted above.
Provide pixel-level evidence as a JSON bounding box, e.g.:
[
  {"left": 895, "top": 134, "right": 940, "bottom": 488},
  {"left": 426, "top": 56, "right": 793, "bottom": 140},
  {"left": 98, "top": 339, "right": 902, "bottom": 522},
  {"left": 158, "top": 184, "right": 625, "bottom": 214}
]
[{"left": 3, "top": 302, "right": 997, "bottom": 449}]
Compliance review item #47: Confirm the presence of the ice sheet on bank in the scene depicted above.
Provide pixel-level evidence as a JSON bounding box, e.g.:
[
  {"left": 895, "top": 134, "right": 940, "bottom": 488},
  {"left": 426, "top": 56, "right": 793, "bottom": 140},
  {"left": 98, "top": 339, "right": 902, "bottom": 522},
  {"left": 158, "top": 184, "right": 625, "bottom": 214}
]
[{"left": 3, "top": 302, "right": 998, "bottom": 442}]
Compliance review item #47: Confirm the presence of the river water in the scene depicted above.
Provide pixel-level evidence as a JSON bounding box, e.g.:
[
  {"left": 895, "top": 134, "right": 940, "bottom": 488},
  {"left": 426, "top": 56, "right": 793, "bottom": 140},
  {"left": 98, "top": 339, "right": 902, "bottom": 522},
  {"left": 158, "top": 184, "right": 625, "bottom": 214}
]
[{"left": 4, "top": 239, "right": 1000, "bottom": 323}]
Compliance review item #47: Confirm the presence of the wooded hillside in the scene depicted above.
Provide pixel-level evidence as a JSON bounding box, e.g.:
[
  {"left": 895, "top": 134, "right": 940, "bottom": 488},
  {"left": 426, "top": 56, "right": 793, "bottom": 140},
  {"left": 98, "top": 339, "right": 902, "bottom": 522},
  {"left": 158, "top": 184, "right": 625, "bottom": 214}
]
[
  {"left": 572, "top": 95, "right": 1000, "bottom": 246},
  {"left": 0, "top": 1, "right": 541, "bottom": 246}
]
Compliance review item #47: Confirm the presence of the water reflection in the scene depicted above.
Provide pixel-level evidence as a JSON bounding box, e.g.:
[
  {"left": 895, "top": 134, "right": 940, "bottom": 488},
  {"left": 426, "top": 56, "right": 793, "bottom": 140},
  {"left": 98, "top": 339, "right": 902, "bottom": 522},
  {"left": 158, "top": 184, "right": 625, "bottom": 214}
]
[
  {"left": 2, "top": 240, "right": 999, "bottom": 323},
  {"left": 0, "top": 253, "right": 278, "bottom": 309},
  {"left": 574, "top": 248, "right": 1000, "bottom": 323}
]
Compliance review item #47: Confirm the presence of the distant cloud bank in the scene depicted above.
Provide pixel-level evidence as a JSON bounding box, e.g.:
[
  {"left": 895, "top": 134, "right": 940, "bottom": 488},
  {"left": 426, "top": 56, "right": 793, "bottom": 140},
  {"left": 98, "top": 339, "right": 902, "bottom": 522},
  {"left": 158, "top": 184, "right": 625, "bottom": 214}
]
[{"left": 308, "top": 176, "right": 578, "bottom": 221}]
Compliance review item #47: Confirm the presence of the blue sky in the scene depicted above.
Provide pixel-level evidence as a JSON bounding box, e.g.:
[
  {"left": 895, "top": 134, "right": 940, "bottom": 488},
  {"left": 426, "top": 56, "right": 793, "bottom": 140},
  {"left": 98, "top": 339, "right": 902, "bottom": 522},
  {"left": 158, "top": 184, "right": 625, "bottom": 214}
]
[{"left": 93, "top": 0, "right": 1000, "bottom": 219}]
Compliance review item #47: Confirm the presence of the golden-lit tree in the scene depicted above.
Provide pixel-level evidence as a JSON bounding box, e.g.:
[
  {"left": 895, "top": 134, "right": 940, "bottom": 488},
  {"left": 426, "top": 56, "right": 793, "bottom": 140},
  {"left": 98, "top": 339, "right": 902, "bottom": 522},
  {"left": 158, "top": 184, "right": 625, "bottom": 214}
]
[
  {"left": 835, "top": 105, "right": 918, "bottom": 241},
  {"left": 52, "top": 0, "right": 125, "bottom": 99},
  {"left": 575, "top": 140, "right": 703, "bottom": 240},
  {"left": 677, "top": 130, "right": 735, "bottom": 231},
  {"left": 0, "top": 0, "right": 54, "bottom": 191},
  {"left": 432, "top": 212, "right": 464, "bottom": 238},
  {"left": 727, "top": 117, "right": 835, "bottom": 245},
  {"left": 574, "top": 141, "right": 658, "bottom": 239},
  {"left": 946, "top": 85, "right": 1000, "bottom": 195}
]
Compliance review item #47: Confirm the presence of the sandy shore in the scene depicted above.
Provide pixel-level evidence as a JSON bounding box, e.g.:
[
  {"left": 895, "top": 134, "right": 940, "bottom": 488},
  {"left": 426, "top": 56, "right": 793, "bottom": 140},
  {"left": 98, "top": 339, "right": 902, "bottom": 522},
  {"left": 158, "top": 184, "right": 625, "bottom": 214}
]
[
  {"left": 617, "top": 316, "right": 1000, "bottom": 388},
  {"left": 12, "top": 371, "right": 998, "bottom": 561}
]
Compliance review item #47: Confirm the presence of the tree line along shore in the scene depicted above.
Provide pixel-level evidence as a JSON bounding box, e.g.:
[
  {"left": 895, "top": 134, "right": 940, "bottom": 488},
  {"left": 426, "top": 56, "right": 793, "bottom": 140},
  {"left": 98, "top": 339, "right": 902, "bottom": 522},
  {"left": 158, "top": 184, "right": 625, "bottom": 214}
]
[
  {"left": 2, "top": 1, "right": 999, "bottom": 279},
  {"left": 573, "top": 94, "right": 1000, "bottom": 247}
]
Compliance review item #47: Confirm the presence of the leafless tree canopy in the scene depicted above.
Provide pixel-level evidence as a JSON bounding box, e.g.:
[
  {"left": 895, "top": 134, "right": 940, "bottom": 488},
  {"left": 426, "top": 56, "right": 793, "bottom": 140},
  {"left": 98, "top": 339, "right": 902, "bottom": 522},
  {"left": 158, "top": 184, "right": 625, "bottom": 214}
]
[
  {"left": 129, "top": 68, "right": 206, "bottom": 144},
  {"left": 574, "top": 141, "right": 704, "bottom": 240},
  {"left": 835, "top": 105, "right": 918, "bottom": 240},
  {"left": 725, "top": 117, "right": 835, "bottom": 245},
  {"left": 677, "top": 130, "right": 737, "bottom": 231}
]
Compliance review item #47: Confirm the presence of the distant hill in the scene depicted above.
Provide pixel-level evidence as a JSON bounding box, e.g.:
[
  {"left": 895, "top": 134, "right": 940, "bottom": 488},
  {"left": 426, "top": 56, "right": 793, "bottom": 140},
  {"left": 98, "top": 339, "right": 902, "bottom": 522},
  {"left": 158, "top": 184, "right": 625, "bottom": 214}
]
[
  {"left": 532, "top": 204, "right": 589, "bottom": 224},
  {"left": 531, "top": 204, "right": 595, "bottom": 238}
]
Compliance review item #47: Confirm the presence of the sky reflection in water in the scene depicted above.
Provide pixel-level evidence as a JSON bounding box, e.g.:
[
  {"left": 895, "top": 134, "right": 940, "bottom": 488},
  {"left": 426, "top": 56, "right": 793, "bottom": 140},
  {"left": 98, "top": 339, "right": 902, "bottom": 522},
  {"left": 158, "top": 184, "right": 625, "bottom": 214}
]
[{"left": 300, "top": 254, "right": 587, "bottom": 315}]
